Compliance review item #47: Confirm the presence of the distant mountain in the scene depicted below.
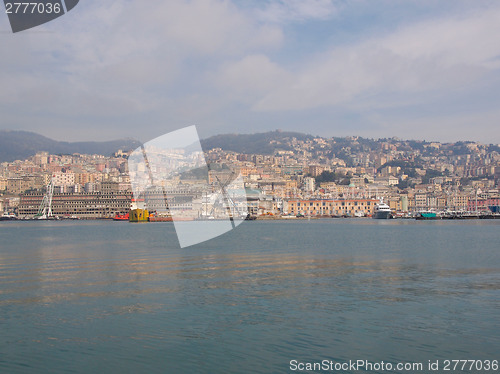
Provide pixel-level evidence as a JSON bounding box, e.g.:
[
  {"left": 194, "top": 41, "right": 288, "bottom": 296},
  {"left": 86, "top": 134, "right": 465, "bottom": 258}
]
[
  {"left": 1, "top": 129, "right": 492, "bottom": 164},
  {"left": 200, "top": 130, "right": 316, "bottom": 155},
  {"left": 0, "top": 130, "right": 141, "bottom": 162}
]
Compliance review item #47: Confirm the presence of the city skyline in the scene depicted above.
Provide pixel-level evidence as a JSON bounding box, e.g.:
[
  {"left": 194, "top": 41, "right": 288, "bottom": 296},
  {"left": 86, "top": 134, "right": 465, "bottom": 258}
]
[{"left": 1, "top": 1, "right": 500, "bottom": 143}]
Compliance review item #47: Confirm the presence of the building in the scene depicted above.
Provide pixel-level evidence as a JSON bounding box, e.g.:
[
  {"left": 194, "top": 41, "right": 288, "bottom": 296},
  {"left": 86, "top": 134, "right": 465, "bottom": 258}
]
[
  {"left": 447, "top": 194, "right": 469, "bottom": 211},
  {"left": 18, "top": 191, "right": 133, "bottom": 219},
  {"left": 304, "top": 177, "right": 315, "bottom": 193},
  {"left": 7, "top": 177, "right": 34, "bottom": 195},
  {"left": 308, "top": 165, "right": 324, "bottom": 177},
  {"left": 285, "top": 198, "right": 378, "bottom": 216},
  {"left": 52, "top": 172, "right": 76, "bottom": 186},
  {"left": 467, "top": 196, "right": 500, "bottom": 212}
]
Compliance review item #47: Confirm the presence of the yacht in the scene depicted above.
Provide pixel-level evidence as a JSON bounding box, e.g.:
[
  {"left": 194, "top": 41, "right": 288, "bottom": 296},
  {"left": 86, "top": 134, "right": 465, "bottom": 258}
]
[
  {"left": 0, "top": 212, "right": 18, "bottom": 221},
  {"left": 372, "top": 201, "right": 392, "bottom": 219}
]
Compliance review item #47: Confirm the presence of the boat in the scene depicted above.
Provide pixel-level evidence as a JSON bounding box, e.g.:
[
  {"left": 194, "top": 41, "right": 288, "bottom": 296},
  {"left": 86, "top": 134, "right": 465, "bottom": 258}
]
[
  {"left": 0, "top": 212, "right": 17, "bottom": 221},
  {"left": 129, "top": 209, "right": 149, "bottom": 222},
  {"left": 148, "top": 212, "right": 173, "bottom": 222},
  {"left": 195, "top": 215, "right": 216, "bottom": 221},
  {"left": 479, "top": 213, "right": 500, "bottom": 219},
  {"left": 61, "top": 214, "right": 80, "bottom": 220},
  {"left": 35, "top": 214, "right": 60, "bottom": 220},
  {"left": 113, "top": 212, "right": 129, "bottom": 221},
  {"left": 372, "top": 201, "right": 392, "bottom": 219},
  {"left": 129, "top": 199, "right": 149, "bottom": 222},
  {"left": 148, "top": 215, "right": 173, "bottom": 222},
  {"left": 415, "top": 211, "right": 440, "bottom": 220}
]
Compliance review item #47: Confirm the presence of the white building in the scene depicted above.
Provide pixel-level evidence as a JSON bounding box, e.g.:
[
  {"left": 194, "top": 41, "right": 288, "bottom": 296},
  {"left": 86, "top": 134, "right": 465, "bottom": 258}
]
[
  {"left": 52, "top": 172, "right": 76, "bottom": 186},
  {"left": 304, "top": 177, "right": 315, "bottom": 193}
]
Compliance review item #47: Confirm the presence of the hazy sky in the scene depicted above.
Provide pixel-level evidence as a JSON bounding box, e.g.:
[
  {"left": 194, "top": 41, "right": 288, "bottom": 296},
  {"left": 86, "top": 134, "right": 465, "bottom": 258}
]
[{"left": 1, "top": 0, "right": 500, "bottom": 143}]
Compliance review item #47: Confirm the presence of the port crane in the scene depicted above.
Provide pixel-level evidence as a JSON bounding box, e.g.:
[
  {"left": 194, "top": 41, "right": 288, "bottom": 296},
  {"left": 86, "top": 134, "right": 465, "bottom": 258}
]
[
  {"left": 35, "top": 177, "right": 54, "bottom": 219},
  {"left": 210, "top": 171, "right": 247, "bottom": 224}
]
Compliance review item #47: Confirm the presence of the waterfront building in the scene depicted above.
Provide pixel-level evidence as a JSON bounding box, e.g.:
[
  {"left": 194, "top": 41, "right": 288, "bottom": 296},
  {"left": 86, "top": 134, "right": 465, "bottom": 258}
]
[
  {"left": 19, "top": 191, "right": 133, "bottom": 219},
  {"left": 332, "top": 199, "right": 378, "bottom": 216},
  {"left": 285, "top": 198, "right": 378, "bottom": 216},
  {"left": 447, "top": 194, "right": 469, "bottom": 211},
  {"left": 467, "top": 196, "right": 500, "bottom": 212}
]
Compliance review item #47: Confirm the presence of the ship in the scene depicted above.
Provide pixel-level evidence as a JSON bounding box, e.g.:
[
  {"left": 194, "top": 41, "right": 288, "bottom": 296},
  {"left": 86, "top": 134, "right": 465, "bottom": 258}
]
[
  {"left": 372, "top": 200, "right": 392, "bottom": 219},
  {"left": 129, "top": 199, "right": 149, "bottom": 222},
  {"left": 113, "top": 212, "right": 129, "bottom": 221},
  {"left": 148, "top": 213, "right": 173, "bottom": 222},
  {"left": 0, "top": 212, "right": 18, "bottom": 221},
  {"left": 415, "top": 211, "right": 440, "bottom": 220}
]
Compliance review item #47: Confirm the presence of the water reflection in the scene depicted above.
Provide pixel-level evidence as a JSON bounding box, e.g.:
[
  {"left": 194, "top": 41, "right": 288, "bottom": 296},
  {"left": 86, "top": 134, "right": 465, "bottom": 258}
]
[{"left": 0, "top": 220, "right": 499, "bottom": 373}]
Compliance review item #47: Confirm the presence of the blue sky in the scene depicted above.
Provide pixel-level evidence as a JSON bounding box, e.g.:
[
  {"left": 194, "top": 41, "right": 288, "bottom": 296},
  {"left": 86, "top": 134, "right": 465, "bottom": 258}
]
[{"left": 1, "top": 0, "right": 500, "bottom": 143}]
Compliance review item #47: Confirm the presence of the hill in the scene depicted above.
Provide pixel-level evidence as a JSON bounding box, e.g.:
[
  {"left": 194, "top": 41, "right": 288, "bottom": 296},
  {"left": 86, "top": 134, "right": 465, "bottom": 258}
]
[
  {"left": 200, "top": 130, "right": 316, "bottom": 155},
  {"left": 0, "top": 130, "right": 141, "bottom": 162}
]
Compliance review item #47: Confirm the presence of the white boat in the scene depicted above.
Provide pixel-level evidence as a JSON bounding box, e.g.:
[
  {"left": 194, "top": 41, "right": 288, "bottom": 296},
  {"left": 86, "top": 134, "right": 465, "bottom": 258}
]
[
  {"left": 0, "top": 212, "right": 18, "bottom": 221},
  {"left": 372, "top": 201, "right": 392, "bottom": 219}
]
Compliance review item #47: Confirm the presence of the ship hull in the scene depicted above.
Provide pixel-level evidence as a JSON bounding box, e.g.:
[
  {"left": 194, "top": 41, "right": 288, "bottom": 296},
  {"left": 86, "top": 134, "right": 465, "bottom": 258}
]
[
  {"left": 415, "top": 212, "right": 439, "bottom": 220},
  {"left": 0, "top": 216, "right": 17, "bottom": 221},
  {"left": 372, "top": 211, "right": 391, "bottom": 219}
]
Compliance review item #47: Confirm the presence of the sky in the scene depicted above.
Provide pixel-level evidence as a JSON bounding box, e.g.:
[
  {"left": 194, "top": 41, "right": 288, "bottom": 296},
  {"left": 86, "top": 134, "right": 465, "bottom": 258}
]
[{"left": 1, "top": 0, "right": 500, "bottom": 144}]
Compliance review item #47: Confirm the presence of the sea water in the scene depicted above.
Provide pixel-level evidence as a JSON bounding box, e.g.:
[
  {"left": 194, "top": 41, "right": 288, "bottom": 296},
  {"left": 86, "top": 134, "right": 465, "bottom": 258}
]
[{"left": 0, "top": 220, "right": 499, "bottom": 373}]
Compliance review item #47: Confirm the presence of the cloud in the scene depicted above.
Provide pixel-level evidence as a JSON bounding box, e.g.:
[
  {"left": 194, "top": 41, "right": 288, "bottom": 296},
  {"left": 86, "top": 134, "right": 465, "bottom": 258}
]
[
  {"left": 249, "top": 5, "right": 500, "bottom": 111},
  {"left": 0, "top": 0, "right": 284, "bottom": 139},
  {"left": 364, "top": 107, "right": 500, "bottom": 144},
  {"left": 257, "top": 0, "right": 338, "bottom": 23},
  {"left": 1, "top": 0, "right": 500, "bottom": 142},
  {"left": 214, "top": 55, "right": 290, "bottom": 103}
]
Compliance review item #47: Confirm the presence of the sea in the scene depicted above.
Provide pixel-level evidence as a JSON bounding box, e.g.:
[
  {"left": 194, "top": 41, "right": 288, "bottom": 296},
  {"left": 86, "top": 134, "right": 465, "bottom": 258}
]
[{"left": 0, "top": 219, "right": 499, "bottom": 374}]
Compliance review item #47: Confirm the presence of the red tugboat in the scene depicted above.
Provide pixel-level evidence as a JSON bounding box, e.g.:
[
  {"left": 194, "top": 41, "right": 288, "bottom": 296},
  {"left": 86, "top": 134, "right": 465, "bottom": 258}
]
[{"left": 113, "top": 212, "right": 129, "bottom": 221}]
